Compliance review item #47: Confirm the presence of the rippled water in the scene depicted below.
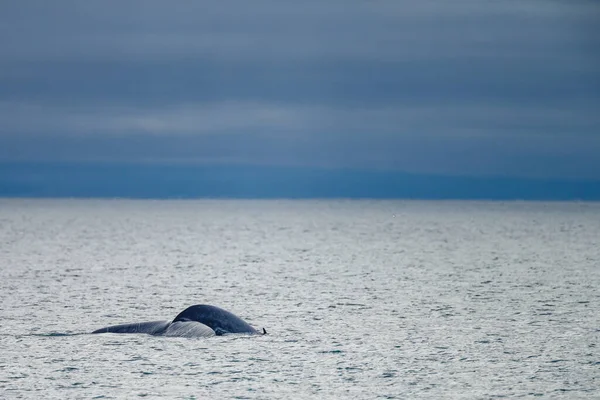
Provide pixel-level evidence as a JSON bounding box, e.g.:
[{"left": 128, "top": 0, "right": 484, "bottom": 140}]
[{"left": 0, "top": 199, "right": 599, "bottom": 399}]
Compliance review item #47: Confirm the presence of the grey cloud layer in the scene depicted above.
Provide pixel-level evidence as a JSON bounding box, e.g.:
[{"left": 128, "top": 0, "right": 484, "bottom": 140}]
[{"left": 0, "top": 0, "right": 599, "bottom": 178}]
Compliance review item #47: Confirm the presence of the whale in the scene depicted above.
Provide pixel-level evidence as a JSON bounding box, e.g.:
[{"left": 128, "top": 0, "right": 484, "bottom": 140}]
[{"left": 92, "top": 304, "right": 265, "bottom": 338}]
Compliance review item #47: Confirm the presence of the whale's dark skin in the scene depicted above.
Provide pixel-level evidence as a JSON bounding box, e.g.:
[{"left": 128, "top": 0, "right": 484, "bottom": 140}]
[{"left": 92, "top": 305, "right": 264, "bottom": 337}]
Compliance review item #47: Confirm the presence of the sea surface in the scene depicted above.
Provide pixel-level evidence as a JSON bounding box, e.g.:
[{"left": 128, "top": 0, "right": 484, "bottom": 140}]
[{"left": 0, "top": 199, "right": 598, "bottom": 399}]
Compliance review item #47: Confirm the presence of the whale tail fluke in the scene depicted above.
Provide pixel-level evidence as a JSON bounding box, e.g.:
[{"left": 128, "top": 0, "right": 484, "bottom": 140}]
[{"left": 262, "top": 328, "right": 267, "bottom": 335}]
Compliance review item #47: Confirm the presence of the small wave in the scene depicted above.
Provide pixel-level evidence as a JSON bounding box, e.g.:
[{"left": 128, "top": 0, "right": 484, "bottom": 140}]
[{"left": 30, "top": 332, "right": 86, "bottom": 337}]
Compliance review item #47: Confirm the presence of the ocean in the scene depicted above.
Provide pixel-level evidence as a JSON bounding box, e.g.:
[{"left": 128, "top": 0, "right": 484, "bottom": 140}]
[{"left": 0, "top": 199, "right": 598, "bottom": 399}]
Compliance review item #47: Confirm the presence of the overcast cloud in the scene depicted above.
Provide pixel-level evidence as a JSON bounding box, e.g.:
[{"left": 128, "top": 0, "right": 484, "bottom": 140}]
[{"left": 1, "top": 0, "right": 599, "bottom": 179}]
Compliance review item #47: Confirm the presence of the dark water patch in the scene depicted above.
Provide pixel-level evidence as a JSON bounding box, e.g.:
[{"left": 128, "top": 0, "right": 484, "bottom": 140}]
[
  {"left": 8, "top": 374, "right": 29, "bottom": 379},
  {"left": 336, "top": 302, "right": 367, "bottom": 307},
  {"left": 30, "top": 332, "right": 83, "bottom": 337},
  {"left": 554, "top": 388, "right": 579, "bottom": 393},
  {"left": 184, "top": 372, "right": 204, "bottom": 376},
  {"left": 57, "top": 382, "right": 87, "bottom": 389},
  {"left": 228, "top": 376, "right": 256, "bottom": 382},
  {"left": 102, "top": 341, "right": 127, "bottom": 346},
  {"left": 125, "top": 356, "right": 146, "bottom": 362}
]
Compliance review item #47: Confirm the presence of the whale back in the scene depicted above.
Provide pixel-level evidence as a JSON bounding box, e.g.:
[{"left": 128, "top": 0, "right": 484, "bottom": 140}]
[
  {"left": 172, "top": 304, "right": 258, "bottom": 335},
  {"left": 92, "top": 320, "right": 170, "bottom": 335}
]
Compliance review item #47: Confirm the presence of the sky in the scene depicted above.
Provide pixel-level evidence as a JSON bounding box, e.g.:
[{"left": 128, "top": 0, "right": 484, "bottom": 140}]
[{"left": 0, "top": 0, "right": 599, "bottom": 198}]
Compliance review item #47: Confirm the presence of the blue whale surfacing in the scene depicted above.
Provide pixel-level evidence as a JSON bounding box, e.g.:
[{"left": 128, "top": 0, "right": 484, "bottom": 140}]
[{"left": 92, "top": 304, "right": 265, "bottom": 338}]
